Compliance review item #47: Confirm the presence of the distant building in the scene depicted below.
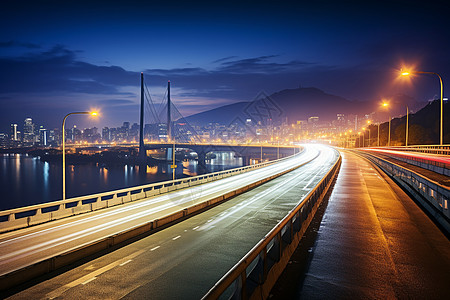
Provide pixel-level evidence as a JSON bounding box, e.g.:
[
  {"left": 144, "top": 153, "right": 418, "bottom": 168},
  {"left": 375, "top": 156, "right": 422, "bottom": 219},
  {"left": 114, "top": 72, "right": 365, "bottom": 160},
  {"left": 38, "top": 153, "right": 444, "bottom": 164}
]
[
  {"left": 23, "top": 118, "right": 34, "bottom": 146},
  {"left": 308, "top": 116, "right": 319, "bottom": 123},
  {"left": 39, "top": 126, "right": 48, "bottom": 146},
  {"left": 102, "top": 127, "right": 110, "bottom": 142},
  {"left": 130, "top": 123, "right": 140, "bottom": 142},
  {"left": 0, "top": 133, "right": 8, "bottom": 148},
  {"left": 10, "top": 124, "right": 18, "bottom": 141}
]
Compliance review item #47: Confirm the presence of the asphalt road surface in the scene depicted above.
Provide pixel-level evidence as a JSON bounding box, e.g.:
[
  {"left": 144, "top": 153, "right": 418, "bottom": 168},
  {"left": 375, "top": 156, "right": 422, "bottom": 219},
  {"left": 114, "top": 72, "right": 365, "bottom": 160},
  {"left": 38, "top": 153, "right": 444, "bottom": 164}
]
[{"left": 4, "top": 145, "right": 339, "bottom": 299}]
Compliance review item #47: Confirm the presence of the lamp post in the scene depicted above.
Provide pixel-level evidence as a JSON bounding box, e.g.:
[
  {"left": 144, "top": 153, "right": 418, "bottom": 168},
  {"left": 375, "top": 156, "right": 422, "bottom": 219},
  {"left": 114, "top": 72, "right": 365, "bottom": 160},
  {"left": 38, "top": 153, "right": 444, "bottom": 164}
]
[
  {"left": 62, "top": 111, "right": 98, "bottom": 201},
  {"left": 377, "top": 122, "right": 380, "bottom": 147},
  {"left": 406, "top": 106, "right": 409, "bottom": 146},
  {"left": 382, "top": 102, "right": 390, "bottom": 146},
  {"left": 401, "top": 70, "right": 444, "bottom": 145},
  {"left": 388, "top": 116, "right": 391, "bottom": 147},
  {"left": 362, "top": 127, "right": 366, "bottom": 147}
]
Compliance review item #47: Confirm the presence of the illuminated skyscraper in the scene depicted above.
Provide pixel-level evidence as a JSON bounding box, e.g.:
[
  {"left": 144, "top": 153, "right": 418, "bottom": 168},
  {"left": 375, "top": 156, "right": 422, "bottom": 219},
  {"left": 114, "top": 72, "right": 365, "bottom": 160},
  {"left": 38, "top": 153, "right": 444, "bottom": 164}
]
[
  {"left": 39, "top": 126, "right": 48, "bottom": 146},
  {"left": 10, "top": 124, "right": 18, "bottom": 141},
  {"left": 23, "top": 118, "right": 34, "bottom": 146}
]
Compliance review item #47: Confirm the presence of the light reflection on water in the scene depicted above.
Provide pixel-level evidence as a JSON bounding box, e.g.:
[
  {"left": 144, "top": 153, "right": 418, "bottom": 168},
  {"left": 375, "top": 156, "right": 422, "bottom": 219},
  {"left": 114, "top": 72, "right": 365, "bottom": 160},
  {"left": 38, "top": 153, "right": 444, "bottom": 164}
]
[{"left": 0, "top": 151, "right": 243, "bottom": 211}]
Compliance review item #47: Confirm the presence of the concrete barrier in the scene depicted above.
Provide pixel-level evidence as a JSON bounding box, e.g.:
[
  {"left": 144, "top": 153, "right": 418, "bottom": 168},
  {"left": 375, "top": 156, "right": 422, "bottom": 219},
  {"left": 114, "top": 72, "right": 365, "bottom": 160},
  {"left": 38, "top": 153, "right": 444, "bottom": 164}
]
[
  {"left": 154, "top": 210, "right": 185, "bottom": 228},
  {"left": 208, "top": 195, "right": 225, "bottom": 205},
  {"left": 184, "top": 202, "right": 209, "bottom": 215},
  {"left": 131, "top": 192, "right": 145, "bottom": 201},
  {"left": 53, "top": 238, "right": 111, "bottom": 270},
  {"left": 111, "top": 222, "right": 152, "bottom": 245},
  {"left": 224, "top": 191, "right": 236, "bottom": 200}
]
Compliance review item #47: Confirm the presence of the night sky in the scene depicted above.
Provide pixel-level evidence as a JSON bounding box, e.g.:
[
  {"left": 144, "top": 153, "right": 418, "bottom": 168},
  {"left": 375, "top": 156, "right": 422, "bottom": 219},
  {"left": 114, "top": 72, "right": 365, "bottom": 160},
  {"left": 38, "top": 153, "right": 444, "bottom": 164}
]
[{"left": 1, "top": 0, "right": 449, "bottom": 132}]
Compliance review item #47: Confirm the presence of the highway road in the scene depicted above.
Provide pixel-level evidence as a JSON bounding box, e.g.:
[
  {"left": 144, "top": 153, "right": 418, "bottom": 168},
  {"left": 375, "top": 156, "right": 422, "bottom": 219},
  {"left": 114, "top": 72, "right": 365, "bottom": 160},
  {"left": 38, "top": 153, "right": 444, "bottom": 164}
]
[
  {"left": 3, "top": 145, "right": 339, "bottom": 299},
  {"left": 1, "top": 145, "right": 322, "bottom": 277}
]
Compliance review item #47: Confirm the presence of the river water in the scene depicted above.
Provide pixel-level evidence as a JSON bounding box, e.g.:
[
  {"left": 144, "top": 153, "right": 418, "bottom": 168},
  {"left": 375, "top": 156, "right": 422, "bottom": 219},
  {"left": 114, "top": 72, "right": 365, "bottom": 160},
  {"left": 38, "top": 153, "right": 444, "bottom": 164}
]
[{"left": 0, "top": 152, "right": 243, "bottom": 211}]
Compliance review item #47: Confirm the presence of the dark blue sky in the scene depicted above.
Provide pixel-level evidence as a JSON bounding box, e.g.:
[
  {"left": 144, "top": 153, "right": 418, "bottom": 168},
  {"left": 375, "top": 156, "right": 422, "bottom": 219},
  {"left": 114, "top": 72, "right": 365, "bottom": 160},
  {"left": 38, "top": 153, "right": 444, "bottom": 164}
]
[{"left": 1, "top": 0, "right": 449, "bottom": 131}]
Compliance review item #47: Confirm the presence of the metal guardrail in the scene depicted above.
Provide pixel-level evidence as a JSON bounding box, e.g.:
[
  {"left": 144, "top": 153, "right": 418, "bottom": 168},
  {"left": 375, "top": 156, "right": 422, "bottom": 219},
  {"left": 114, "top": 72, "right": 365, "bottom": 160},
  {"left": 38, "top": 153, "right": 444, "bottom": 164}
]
[
  {"left": 203, "top": 149, "right": 341, "bottom": 300},
  {"left": 358, "top": 152, "right": 450, "bottom": 234},
  {"left": 384, "top": 153, "right": 449, "bottom": 177},
  {"left": 363, "top": 149, "right": 450, "bottom": 176},
  {"left": 0, "top": 149, "right": 303, "bottom": 233},
  {"left": 370, "top": 145, "right": 450, "bottom": 155}
]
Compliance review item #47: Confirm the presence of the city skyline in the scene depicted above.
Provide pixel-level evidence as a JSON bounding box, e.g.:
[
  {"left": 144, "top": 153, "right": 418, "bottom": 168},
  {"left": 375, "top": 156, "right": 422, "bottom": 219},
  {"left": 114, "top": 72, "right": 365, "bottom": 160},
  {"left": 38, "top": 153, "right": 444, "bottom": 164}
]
[{"left": 1, "top": 0, "right": 449, "bottom": 133}]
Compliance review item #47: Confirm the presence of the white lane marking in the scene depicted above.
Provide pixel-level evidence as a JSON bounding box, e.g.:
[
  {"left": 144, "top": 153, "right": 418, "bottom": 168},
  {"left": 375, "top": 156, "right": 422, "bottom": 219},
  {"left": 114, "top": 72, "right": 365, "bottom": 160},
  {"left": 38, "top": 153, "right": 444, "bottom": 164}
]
[
  {"left": 172, "top": 235, "right": 181, "bottom": 240},
  {"left": 46, "top": 248, "right": 146, "bottom": 299},
  {"left": 81, "top": 277, "right": 97, "bottom": 285},
  {"left": 198, "top": 147, "right": 335, "bottom": 232},
  {"left": 192, "top": 226, "right": 199, "bottom": 230},
  {"left": 150, "top": 246, "right": 160, "bottom": 251},
  {"left": 119, "top": 259, "right": 132, "bottom": 266},
  {"left": 302, "top": 175, "right": 318, "bottom": 190},
  {"left": 199, "top": 168, "right": 305, "bottom": 231}
]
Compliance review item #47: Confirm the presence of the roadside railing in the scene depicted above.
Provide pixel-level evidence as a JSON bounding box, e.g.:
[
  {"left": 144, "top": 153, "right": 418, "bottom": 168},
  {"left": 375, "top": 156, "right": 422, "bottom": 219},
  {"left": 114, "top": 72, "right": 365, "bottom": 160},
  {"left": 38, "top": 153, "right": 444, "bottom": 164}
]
[
  {"left": 203, "top": 149, "right": 341, "bottom": 300},
  {"left": 371, "top": 145, "right": 450, "bottom": 155},
  {"left": 362, "top": 148, "right": 450, "bottom": 176},
  {"left": 358, "top": 152, "right": 449, "bottom": 234},
  {"left": 0, "top": 148, "right": 303, "bottom": 233}
]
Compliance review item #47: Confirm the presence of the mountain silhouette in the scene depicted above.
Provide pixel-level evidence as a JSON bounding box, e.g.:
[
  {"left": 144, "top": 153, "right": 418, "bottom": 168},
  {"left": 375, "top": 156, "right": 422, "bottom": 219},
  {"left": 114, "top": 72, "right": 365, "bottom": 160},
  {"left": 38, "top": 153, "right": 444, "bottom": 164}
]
[{"left": 185, "top": 87, "right": 425, "bottom": 126}]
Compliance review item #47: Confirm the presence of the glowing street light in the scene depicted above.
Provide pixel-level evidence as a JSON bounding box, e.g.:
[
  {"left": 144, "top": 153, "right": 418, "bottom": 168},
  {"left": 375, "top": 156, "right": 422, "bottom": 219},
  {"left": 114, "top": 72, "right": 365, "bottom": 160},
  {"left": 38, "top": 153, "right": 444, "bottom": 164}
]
[
  {"left": 62, "top": 111, "right": 99, "bottom": 201},
  {"left": 401, "top": 69, "right": 444, "bottom": 145}
]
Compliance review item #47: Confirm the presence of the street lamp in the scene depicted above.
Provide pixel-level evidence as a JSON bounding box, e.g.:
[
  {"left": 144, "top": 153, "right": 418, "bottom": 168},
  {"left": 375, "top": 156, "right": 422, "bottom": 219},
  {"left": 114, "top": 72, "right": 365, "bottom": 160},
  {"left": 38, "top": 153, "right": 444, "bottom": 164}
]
[
  {"left": 367, "top": 120, "right": 371, "bottom": 147},
  {"left": 382, "top": 102, "right": 391, "bottom": 146},
  {"left": 377, "top": 122, "right": 380, "bottom": 147},
  {"left": 401, "top": 70, "right": 444, "bottom": 145},
  {"left": 62, "top": 111, "right": 98, "bottom": 201},
  {"left": 406, "top": 106, "right": 409, "bottom": 146},
  {"left": 358, "top": 132, "right": 361, "bottom": 147},
  {"left": 362, "top": 127, "right": 366, "bottom": 147}
]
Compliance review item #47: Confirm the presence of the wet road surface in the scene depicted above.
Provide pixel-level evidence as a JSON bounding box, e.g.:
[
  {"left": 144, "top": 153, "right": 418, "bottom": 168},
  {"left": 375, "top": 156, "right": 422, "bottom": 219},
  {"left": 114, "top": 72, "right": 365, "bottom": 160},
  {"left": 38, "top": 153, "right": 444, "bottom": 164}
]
[{"left": 272, "top": 150, "right": 450, "bottom": 299}]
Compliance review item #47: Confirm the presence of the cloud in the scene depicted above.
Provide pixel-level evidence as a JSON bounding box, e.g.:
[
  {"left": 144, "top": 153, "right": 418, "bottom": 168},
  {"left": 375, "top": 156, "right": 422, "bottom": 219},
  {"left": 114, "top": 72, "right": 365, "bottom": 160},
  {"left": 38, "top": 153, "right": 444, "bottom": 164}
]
[
  {"left": 141, "top": 55, "right": 324, "bottom": 103},
  {"left": 0, "top": 45, "right": 138, "bottom": 94},
  {"left": 218, "top": 56, "right": 316, "bottom": 74},
  {"left": 97, "top": 99, "right": 136, "bottom": 106},
  {"left": 0, "top": 40, "right": 41, "bottom": 49},
  {"left": 211, "top": 56, "right": 238, "bottom": 64}
]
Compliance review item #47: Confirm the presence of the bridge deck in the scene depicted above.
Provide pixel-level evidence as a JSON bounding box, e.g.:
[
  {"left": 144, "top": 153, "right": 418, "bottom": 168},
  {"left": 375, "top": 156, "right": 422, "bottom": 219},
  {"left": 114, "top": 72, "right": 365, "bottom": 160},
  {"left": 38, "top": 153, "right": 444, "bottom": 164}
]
[
  {"left": 271, "top": 150, "right": 450, "bottom": 299},
  {"left": 2, "top": 146, "right": 339, "bottom": 299}
]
